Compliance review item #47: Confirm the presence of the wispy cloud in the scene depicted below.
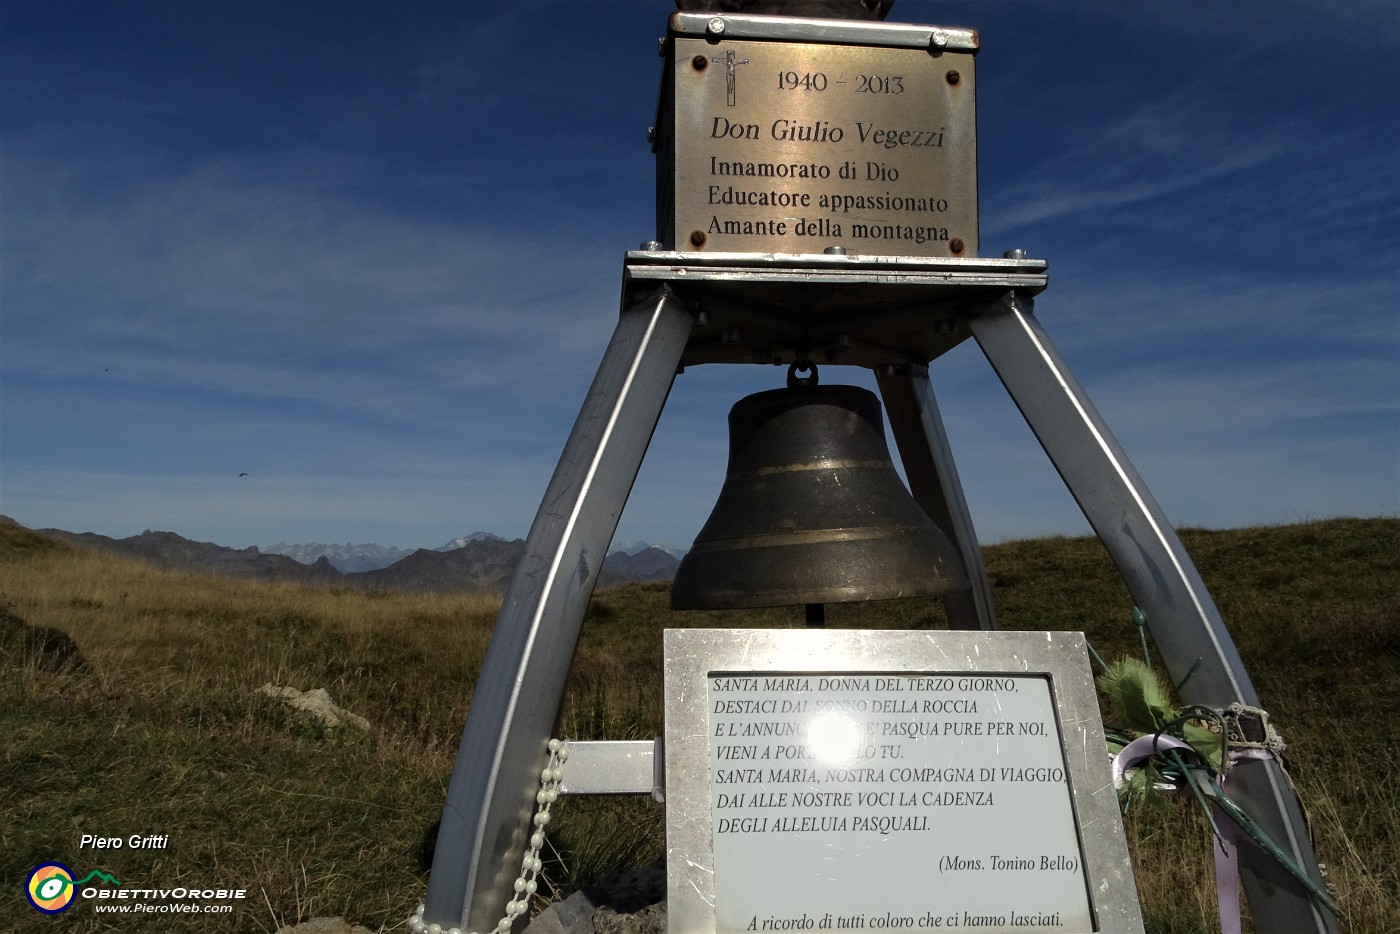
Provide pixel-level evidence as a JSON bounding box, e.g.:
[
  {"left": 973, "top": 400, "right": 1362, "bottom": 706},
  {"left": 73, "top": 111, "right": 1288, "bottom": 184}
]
[
  {"left": 987, "top": 113, "right": 1278, "bottom": 233},
  {"left": 2, "top": 155, "right": 631, "bottom": 415}
]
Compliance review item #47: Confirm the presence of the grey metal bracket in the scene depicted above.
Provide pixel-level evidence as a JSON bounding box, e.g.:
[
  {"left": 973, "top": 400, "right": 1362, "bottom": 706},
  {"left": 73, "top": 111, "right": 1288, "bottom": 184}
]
[
  {"left": 622, "top": 250, "right": 1047, "bottom": 369},
  {"left": 669, "top": 12, "right": 979, "bottom": 52},
  {"left": 557, "top": 739, "right": 665, "bottom": 801}
]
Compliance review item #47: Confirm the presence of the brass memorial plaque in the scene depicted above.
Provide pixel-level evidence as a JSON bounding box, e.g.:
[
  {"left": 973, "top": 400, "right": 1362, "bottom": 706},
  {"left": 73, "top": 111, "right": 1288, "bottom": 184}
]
[{"left": 660, "top": 16, "right": 978, "bottom": 257}]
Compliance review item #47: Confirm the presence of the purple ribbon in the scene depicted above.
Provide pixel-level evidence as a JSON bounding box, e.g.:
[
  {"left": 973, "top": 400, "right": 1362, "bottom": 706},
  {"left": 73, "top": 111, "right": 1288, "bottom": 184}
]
[{"left": 1111, "top": 735, "right": 1257, "bottom": 934}]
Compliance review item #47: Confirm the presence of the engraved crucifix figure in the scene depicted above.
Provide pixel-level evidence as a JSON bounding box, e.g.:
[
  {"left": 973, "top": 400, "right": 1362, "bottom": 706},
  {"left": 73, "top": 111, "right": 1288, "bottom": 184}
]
[{"left": 711, "top": 49, "right": 749, "bottom": 107}]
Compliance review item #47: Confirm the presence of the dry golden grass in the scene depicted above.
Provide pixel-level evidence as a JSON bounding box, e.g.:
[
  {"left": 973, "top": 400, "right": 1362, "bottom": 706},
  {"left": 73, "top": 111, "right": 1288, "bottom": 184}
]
[{"left": 3, "top": 519, "right": 1395, "bottom": 932}]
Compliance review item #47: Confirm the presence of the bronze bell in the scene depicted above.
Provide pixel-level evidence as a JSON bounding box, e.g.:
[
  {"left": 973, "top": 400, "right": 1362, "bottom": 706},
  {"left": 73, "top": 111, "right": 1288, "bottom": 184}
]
[{"left": 671, "top": 367, "right": 969, "bottom": 611}]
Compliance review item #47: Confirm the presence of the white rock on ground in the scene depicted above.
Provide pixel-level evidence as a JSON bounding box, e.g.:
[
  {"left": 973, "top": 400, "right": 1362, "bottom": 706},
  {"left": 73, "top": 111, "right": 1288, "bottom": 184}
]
[
  {"left": 524, "top": 889, "right": 601, "bottom": 934},
  {"left": 258, "top": 684, "right": 371, "bottom": 731}
]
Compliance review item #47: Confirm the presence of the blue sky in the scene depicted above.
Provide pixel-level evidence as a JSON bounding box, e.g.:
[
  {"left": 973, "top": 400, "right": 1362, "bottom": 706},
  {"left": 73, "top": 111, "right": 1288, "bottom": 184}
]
[{"left": 2, "top": 0, "right": 1397, "bottom": 553}]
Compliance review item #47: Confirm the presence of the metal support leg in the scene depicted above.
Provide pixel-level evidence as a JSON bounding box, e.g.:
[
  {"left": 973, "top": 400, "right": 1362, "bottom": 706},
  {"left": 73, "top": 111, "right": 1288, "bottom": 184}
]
[
  {"left": 969, "top": 292, "right": 1334, "bottom": 933},
  {"left": 877, "top": 365, "right": 997, "bottom": 631},
  {"left": 424, "top": 286, "right": 693, "bottom": 932}
]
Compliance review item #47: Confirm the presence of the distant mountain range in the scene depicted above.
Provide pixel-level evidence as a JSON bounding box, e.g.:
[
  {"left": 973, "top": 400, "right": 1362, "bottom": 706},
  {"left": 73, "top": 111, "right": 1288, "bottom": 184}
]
[
  {"left": 29, "top": 525, "right": 682, "bottom": 594},
  {"left": 433, "top": 531, "right": 509, "bottom": 553},
  {"left": 262, "top": 540, "right": 417, "bottom": 573}
]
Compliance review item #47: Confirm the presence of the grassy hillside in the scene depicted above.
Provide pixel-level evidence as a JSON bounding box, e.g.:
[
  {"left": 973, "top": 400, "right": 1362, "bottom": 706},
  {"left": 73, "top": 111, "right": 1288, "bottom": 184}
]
[{"left": 2, "top": 518, "right": 1395, "bottom": 932}]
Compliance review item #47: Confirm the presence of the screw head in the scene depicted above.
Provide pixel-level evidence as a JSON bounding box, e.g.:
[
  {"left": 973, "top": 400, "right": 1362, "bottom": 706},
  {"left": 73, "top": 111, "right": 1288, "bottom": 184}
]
[
  {"left": 1003, "top": 248, "right": 1028, "bottom": 260},
  {"left": 949, "top": 238, "right": 965, "bottom": 255},
  {"left": 946, "top": 70, "right": 961, "bottom": 86},
  {"left": 689, "top": 230, "right": 707, "bottom": 248},
  {"left": 640, "top": 240, "right": 662, "bottom": 251},
  {"left": 692, "top": 54, "right": 708, "bottom": 71},
  {"left": 823, "top": 246, "right": 847, "bottom": 255},
  {"left": 707, "top": 17, "right": 726, "bottom": 35},
  {"left": 929, "top": 29, "right": 950, "bottom": 50}
]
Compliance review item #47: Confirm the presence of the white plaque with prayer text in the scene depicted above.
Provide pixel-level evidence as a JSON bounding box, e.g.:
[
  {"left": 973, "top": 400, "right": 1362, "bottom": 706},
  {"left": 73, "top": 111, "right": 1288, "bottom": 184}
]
[{"left": 663, "top": 630, "right": 1145, "bottom": 934}]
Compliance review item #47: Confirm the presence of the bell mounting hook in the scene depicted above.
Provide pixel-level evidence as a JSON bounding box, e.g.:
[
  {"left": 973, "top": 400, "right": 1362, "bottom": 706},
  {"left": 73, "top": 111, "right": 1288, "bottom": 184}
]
[{"left": 787, "top": 360, "right": 819, "bottom": 388}]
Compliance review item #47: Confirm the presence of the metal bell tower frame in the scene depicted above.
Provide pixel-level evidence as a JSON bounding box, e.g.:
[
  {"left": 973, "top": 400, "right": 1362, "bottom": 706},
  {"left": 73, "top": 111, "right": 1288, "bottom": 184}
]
[
  {"left": 423, "top": 12, "right": 1335, "bottom": 934},
  {"left": 424, "top": 249, "right": 1335, "bottom": 933}
]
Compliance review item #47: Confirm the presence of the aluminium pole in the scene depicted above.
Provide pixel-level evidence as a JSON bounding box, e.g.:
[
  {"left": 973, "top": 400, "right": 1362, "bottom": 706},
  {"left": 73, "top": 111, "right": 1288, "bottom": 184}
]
[
  {"left": 424, "top": 285, "right": 693, "bottom": 932},
  {"left": 969, "top": 291, "right": 1335, "bottom": 934},
  {"left": 878, "top": 364, "right": 998, "bottom": 631}
]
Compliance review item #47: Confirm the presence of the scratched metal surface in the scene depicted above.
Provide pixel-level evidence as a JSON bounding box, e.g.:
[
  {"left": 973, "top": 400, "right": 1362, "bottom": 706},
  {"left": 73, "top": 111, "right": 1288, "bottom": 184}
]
[{"left": 660, "top": 13, "right": 978, "bottom": 258}]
